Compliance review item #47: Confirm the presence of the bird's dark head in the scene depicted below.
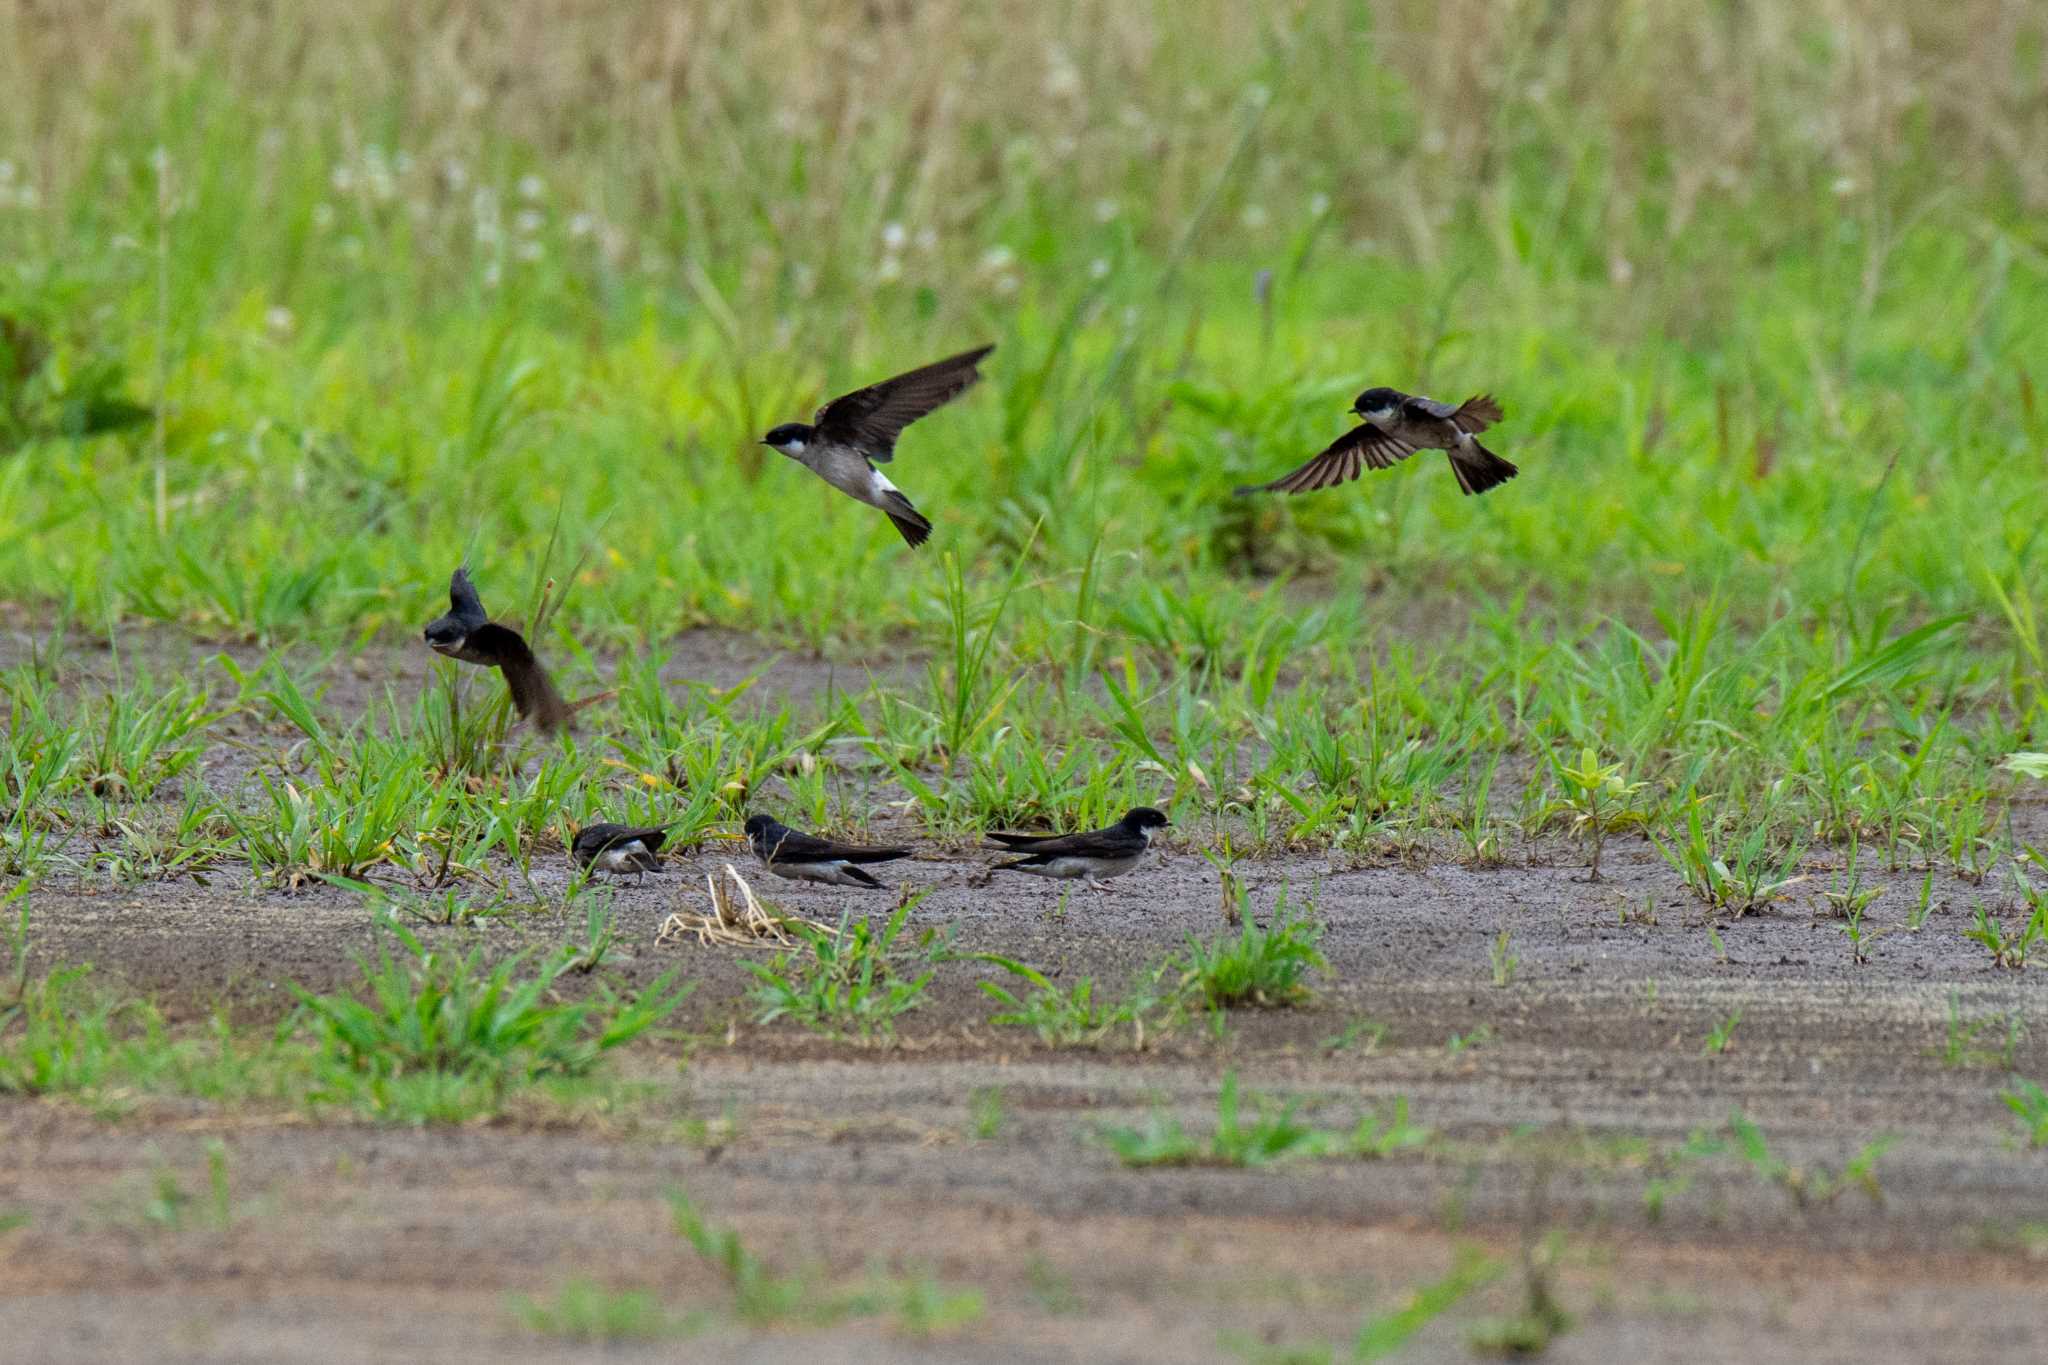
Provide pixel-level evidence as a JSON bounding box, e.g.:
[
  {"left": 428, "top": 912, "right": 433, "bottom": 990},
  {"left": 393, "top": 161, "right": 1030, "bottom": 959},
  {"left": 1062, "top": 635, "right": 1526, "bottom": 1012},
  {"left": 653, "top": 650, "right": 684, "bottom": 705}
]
[
  {"left": 742, "top": 814, "right": 775, "bottom": 838},
  {"left": 1123, "top": 806, "right": 1171, "bottom": 832},
  {"left": 761, "top": 423, "right": 813, "bottom": 456},
  {"left": 1352, "top": 387, "right": 1404, "bottom": 422},
  {"left": 422, "top": 617, "right": 468, "bottom": 653}
]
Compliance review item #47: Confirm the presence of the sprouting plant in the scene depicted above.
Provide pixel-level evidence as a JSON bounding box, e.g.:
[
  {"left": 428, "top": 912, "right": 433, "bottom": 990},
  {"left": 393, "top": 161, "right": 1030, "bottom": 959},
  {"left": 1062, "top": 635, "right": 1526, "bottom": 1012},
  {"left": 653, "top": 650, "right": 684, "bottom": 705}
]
[
  {"left": 968, "top": 1086, "right": 1005, "bottom": 1140},
  {"left": 1489, "top": 928, "right": 1519, "bottom": 987},
  {"left": 1906, "top": 871, "right": 1937, "bottom": 931},
  {"left": 976, "top": 954, "right": 1164, "bottom": 1047},
  {"left": 1964, "top": 900, "right": 2047, "bottom": 970},
  {"left": 1101, "top": 1072, "right": 1329, "bottom": 1168},
  {"left": 1654, "top": 801, "right": 1806, "bottom": 917},
  {"left": 1820, "top": 837, "right": 1885, "bottom": 920},
  {"left": 1936, "top": 990, "right": 2024, "bottom": 1069},
  {"left": 509, "top": 1280, "right": 688, "bottom": 1343},
  {"left": 745, "top": 898, "right": 937, "bottom": 1041},
  {"left": 1171, "top": 887, "right": 1326, "bottom": 1009},
  {"left": 1444, "top": 1024, "right": 1495, "bottom": 1055},
  {"left": 1549, "top": 746, "right": 1646, "bottom": 881},
  {"left": 1319, "top": 1017, "right": 1387, "bottom": 1056},
  {"left": 2002, "top": 1080, "right": 2048, "bottom": 1148},
  {"left": 1721, "top": 1111, "right": 1893, "bottom": 1210},
  {"left": 1702, "top": 1008, "right": 1742, "bottom": 1056}
]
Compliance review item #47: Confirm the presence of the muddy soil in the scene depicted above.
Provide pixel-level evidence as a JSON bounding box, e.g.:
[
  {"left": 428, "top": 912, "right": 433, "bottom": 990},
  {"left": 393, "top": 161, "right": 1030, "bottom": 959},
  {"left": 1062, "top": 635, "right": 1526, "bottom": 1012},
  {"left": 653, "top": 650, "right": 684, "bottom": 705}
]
[{"left": 5, "top": 634, "right": 2048, "bottom": 1361}]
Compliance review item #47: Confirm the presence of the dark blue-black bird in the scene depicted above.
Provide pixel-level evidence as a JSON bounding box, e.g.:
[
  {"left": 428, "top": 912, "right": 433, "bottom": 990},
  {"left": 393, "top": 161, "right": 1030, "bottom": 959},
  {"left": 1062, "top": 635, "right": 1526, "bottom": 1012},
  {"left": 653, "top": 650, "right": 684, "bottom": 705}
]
[
  {"left": 987, "top": 807, "right": 1170, "bottom": 890},
  {"left": 422, "top": 567, "right": 571, "bottom": 732},
  {"left": 1236, "top": 388, "right": 1515, "bottom": 498}
]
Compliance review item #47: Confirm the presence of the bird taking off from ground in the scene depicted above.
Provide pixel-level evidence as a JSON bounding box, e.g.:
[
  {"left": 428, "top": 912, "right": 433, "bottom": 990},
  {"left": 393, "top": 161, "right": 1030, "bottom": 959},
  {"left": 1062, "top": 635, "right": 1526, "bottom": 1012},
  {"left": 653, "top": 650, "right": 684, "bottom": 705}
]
[{"left": 422, "top": 567, "right": 572, "bottom": 733}]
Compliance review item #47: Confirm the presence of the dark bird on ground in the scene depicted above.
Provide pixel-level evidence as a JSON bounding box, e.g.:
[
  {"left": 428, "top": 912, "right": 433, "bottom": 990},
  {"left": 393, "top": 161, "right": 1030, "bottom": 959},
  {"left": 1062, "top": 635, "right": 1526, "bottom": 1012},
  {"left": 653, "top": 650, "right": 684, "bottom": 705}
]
[
  {"left": 571, "top": 823, "right": 674, "bottom": 883},
  {"left": 987, "top": 807, "right": 1170, "bottom": 891},
  {"left": 760, "top": 345, "right": 994, "bottom": 548},
  {"left": 422, "top": 567, "right": 572, "bottom": 733},
  {"left": 743, "top": 814, "right": 911, "bottom": 889},
  {"left": 1235, "top": 387, "right": 1516, "bottom": 498}
]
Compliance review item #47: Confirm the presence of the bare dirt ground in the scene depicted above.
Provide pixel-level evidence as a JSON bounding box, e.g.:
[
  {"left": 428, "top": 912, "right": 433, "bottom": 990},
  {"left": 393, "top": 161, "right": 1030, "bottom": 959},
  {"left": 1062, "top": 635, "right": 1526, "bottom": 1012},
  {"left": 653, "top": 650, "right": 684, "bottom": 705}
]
[{"left": 5, "top": 635, "right": 2048, "bottom": 1361}]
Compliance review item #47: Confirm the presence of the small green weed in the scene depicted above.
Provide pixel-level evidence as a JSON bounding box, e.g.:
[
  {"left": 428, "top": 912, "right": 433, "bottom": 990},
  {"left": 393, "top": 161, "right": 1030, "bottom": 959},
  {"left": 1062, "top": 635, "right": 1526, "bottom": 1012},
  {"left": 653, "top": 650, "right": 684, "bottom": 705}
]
[
  {"left": 1172, "top": 890, "right": 1326, "bottom": 1009},
  {"left": 745, "top": 899, "right": 938, "bottom": 1041},
  {"left": 510, "top": 1279, "right": 694, "bottom": 1342},
  {"left": 2002, "top": 1079, "right": 2048, "bottom": 1148}
]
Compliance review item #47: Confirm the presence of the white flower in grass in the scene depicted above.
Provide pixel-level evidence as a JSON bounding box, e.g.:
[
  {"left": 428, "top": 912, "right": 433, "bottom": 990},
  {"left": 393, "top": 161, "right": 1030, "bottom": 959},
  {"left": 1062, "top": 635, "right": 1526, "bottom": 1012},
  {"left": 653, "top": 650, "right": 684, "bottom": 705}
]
[
  {"left": 514, "top": 239, "right": 544, "bottom": 262},
  {"left": 880, "top": 221, "right": 907, "bottom": 250},
  {"left": 979, "top": 245, "right": 1015, "bottom": 273},
  {"left": 1240, "top": 203, "right": 1269, "bottom": 229},
  {"left": 1089, "top": 258, "right": 1110, "bottom": 279},
  {"left": 517, "top": 174, "right": 545, "bottom": 201},
  {"left": 1308, "top": 192, "right": 1330, "bottom": 216},
  {"left": 310, "top": 203, "right": 335, "bottom": 231},
  {"left": 514, "top": 208, "right": 544, "bottom": 236},
  {"left": 265, "top": 307, "right": 295, "bottom": 336},
  {"left": 875, "top": 255, "right": 903, "bottom": 283},
  {"left": 1093, "top": 198, "right": 1120, "bottom": 223},
  {"left": 568, "top": 212, "right": 596, "bottom": 238}
]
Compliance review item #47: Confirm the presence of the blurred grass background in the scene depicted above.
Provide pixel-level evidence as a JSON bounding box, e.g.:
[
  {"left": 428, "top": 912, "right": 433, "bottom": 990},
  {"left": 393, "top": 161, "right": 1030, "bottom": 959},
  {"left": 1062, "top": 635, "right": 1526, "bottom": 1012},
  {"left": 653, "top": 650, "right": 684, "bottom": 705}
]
[{"left": 0, "top": 0, "right": 2042, "bottom": 657}]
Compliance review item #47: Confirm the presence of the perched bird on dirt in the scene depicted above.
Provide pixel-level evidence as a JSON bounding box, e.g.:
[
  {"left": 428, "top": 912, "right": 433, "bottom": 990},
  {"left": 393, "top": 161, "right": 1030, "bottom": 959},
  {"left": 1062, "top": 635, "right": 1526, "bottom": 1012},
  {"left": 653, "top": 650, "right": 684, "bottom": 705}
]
[
  {"left": 743, "top": 814, "right": 911, "bottom": 889},
  {"left": 1235, "top": 387, "right": 1516, "bottom": 498},
  {"left": 759, "top": 344, "right": 994, "bottom": 548},
  {"left": 987, "top": 806, "right": 1170, "bottom": 891},
  {"left": 422, "top": 567, "right": 572, "bottom": 733},
  {"left": 570, "top": 823, "right": 675, "bottom": 883}
]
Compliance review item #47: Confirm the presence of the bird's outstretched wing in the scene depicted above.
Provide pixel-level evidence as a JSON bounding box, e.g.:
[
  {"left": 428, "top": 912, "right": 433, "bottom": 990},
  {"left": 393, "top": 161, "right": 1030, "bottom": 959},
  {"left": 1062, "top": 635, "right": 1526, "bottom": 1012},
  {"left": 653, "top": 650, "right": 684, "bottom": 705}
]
[
  {"left": 1233, "top": 424, "right": 1417, "bottom": 495},
  {"left": 813, "top": 345, "right": 994, "bottom": 461},
  {"left": 761, "top": 826, "right": 909, "bottom": 864}
]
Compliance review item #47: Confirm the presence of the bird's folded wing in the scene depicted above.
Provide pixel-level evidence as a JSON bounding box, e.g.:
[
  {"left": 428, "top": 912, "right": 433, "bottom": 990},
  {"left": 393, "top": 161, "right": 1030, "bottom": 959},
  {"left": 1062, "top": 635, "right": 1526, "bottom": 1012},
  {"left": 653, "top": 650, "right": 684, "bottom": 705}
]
[{"left": 813, "top": 345, "right": 994, "bottom": 460}]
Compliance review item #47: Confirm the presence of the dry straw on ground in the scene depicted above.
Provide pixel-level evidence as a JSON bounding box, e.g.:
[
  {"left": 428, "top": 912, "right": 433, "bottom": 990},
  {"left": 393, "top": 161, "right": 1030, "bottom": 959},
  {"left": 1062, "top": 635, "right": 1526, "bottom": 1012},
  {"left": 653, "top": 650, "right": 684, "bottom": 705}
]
[{"left": 657, "top": 862, "right": 836, "bottom": 950}]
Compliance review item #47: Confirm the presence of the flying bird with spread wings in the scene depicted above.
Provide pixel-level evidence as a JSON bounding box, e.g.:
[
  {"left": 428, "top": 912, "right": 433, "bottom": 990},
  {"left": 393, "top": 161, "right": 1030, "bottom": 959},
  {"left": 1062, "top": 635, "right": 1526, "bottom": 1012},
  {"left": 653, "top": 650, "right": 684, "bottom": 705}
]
[
  {"left": 1237, "top": 387, "right": 1517, "bottom": 499},
  {"left": 760, "top": 345, "right": 994, "bottom": 547}
]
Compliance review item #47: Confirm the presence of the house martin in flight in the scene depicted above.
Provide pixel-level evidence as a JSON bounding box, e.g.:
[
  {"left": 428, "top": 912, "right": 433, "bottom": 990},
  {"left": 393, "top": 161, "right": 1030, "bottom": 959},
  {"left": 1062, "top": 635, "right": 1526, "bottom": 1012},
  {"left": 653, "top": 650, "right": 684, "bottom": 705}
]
[
  {"left": 760, "top": 345, "right": 994, "bottom": 548},
  {"left": 1237, "top": 387, "right": 1516, "bottom": 498}
]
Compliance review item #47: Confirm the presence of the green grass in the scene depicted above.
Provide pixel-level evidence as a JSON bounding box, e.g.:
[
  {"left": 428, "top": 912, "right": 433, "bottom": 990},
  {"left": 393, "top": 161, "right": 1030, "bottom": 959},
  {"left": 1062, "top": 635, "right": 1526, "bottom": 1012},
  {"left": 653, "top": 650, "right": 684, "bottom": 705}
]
[
  {"left": 1102, "top": 1073, "right": 1431, "bottom": 1169},
  {"left": 0, "top": 909, "right": 688, "bottom": 1124},
  {"left": 0, "top": 3, "right": 2037, "bottom": 903},
  {"left": 745, "top": 899, "right": 941, "bottom": 1042},
  {"left": 667, "top": 1188, "right": 982, "bottom": 1334},
  {"left": 1173, "top": 889, "right": 1328, "bottom": 1009},
  {"left": 509, "top": 1280, "right": 696, "bottom": 1344},
  {"left": 2003, "top": 1079, "right": 2048, "bottom": 1148}
]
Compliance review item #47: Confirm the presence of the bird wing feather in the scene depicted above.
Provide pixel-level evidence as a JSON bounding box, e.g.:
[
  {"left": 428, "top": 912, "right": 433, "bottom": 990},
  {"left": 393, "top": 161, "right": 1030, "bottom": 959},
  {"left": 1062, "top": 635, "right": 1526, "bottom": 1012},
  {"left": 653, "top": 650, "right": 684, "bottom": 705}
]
[
  {"left": 1233, "top": 424, "right": 1416, "bottom": 495},
  {"left": 812, "top": 345, "right": 994, "bottom": 461}
]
